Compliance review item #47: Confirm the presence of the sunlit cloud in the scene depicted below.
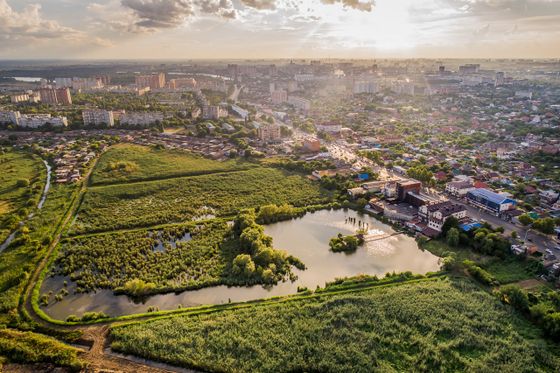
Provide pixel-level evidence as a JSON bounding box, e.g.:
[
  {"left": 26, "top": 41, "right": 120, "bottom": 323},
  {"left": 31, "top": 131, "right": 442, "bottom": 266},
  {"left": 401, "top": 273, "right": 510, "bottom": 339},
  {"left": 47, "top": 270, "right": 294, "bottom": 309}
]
[{"left": 0, "top": 0, "right": 559, "bottom": 58}]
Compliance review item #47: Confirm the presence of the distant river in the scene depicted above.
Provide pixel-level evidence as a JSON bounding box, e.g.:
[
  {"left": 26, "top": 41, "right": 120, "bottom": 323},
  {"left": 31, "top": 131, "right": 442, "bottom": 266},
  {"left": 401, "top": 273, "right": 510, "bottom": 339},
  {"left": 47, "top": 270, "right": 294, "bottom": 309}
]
[
  {"left": 41, "top": 209, "right": 440, "bottom": 320},
  {"left": 7, "top": 77, "right": 42, "bottom": 82},
  {"left": 0, "top": 161, "right": 51, "bottom": 253}
]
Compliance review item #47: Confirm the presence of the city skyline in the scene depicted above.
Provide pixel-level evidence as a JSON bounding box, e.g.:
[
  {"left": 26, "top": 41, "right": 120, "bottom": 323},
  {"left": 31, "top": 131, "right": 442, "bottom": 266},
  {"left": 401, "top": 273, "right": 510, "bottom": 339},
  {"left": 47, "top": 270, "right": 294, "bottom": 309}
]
[{"left": 1, "top": 0, "right": 560, "bottom": 59}]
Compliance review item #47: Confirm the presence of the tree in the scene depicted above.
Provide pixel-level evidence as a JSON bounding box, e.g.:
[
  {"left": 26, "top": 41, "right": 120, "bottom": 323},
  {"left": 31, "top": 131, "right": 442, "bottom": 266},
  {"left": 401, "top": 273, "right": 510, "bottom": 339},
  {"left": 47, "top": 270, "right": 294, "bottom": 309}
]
[
  {"left": 533, "top": 218, "right": 555, "bottom": 234},
  {"left": 441, "top": 216, "right": 459, "bottom": 236},
  {"left": 518, "top": 213, "right": 533, "bottom": 227},
  {"left": 446, "top": 227, "right": 460, "bottom": 247},
  {"left": 232, "top": 254, "right": 256, "bottom": 277}
]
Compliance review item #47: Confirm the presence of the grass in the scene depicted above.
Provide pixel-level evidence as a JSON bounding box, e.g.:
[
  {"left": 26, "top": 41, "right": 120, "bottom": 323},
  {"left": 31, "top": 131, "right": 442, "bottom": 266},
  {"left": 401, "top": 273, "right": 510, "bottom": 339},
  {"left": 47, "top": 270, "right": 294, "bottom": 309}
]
[
  {"left": 0, "top": 149, "right": 44, "bottom": 243},
  {"left": 0, "top": 328, "right": 83, "bottom": 371},
  {"left": 110, "top": 278, "right": 560, "bottom": 372},
  {"left": 51, "top": 221, "right": 231, "bottom": 295},
  {"left": 91, "top": 143, "right": 253, "bottom": 185},
  {"left": 421, "top": 239, "right": 539, "bottom": 284},
  {"left": 0, "top": 184, "right": 76, "bottom": 326},
  {"left": 71, "top": 167, "right": 331, "bottom": 234}
]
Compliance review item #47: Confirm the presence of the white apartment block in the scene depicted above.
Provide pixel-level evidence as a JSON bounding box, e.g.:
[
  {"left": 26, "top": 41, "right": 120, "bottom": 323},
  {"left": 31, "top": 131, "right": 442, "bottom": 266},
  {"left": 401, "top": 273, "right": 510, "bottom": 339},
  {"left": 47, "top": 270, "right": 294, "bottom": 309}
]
[
  {"left": 287, "top": 96, "right": 311, "bottom": 111},
  {"left": 445, "top": 180, "right": 475, "bottom": 197},
  {"left": 315, "top": 122, "right": 342, "bottom": 134},
  {"left": 0, "top": 111, "right": 21, "bottom": 125},
  {"left": 82, "top": 109, "right": 115, "bottom": 126},
  {"left": 18, "top": 114, "right": 67, "bottom": 128},
  {"left": 353, "top": 80, "right": 379, "bottom": 94},
  {"left": 10, "top": 94, "right": 29, "bottom": 103},
  {"left": 120, "top": 112, "right": 164, "bottom": 126}
]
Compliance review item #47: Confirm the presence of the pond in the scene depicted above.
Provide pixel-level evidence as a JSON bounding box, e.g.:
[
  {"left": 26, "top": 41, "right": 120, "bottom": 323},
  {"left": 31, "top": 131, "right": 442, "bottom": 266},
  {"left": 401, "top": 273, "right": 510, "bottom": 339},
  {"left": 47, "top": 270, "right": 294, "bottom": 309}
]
[{"left": 41, "top": 209, "right": 440, "bottom": 320}]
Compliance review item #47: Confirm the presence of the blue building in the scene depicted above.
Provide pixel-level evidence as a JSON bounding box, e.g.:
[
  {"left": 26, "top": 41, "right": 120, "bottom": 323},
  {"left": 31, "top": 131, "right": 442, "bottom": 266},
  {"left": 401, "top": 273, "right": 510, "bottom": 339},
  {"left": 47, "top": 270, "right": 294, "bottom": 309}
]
[{"left": 466, "top": 188, "right": 516, "bottom": 216}]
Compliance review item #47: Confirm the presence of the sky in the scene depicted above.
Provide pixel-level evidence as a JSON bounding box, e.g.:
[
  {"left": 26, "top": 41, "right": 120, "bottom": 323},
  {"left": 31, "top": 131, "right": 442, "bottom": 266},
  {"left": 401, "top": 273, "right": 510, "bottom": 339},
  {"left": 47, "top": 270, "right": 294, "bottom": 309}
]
[{"left": 1, "top": 0, "right": 559, "bottom": 59}]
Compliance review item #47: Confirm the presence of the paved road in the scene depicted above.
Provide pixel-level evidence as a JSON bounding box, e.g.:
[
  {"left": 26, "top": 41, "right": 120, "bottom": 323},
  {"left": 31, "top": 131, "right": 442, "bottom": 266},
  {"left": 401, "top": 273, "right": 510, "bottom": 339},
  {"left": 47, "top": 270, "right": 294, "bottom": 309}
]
[{"left": 447, "top": 195, "right": 559, "bottom": 256}]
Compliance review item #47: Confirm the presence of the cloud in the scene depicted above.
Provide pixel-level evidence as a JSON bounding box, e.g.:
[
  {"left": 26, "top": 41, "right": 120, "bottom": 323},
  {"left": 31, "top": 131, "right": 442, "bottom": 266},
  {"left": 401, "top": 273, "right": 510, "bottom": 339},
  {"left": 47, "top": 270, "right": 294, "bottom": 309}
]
[
  {"left": 240, "top": 0, "right": 277, "bottom": 10},
  {"left": 320, "top": 0, "right": 375, "bottom": 12},
  {"left": 121, "top": 0, "right": 194, "bottom": 28},
  {"left": 0, "top": 0, "right": 111, "bottom": 47},
  {"left": 120, "top": 0, "right": 239, "bottom": 29}
]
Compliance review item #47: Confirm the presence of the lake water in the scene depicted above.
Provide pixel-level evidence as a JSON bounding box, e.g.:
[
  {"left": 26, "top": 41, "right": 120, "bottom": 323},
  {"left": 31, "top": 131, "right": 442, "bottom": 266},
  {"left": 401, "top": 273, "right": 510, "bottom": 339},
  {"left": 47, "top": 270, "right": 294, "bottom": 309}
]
[
  {"left": 8, "top": 77, "right": 42, "bottom": 82},
  {"left": 41, "top": 209, "right": 440, "bottom": 320}
]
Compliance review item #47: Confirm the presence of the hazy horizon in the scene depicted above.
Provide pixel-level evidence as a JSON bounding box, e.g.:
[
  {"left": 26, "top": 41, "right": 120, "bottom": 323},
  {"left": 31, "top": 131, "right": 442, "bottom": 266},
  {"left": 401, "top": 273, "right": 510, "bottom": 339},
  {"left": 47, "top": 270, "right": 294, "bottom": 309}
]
[{"left": 1, "top": 0, "right": 559, "bottom": 60}]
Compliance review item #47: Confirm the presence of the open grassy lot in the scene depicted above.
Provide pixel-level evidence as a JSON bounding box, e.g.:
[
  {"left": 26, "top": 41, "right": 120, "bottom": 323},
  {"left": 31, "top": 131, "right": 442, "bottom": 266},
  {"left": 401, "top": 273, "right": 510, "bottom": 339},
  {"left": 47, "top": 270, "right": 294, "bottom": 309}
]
[
  {"left": 110, "top": 278, "right": 560, "bottom": 372},
  {"left": 0, "top": 150, "right": 44, "bottom": 242},
  {"left": 71, "top": 167, "right": 331, "bottom": 234},
  {"left": 421, "top": 239, "right": 540, "bottom": 284},
  {"left": 91, "top": 143, "right": 253, "bottom": 185}
]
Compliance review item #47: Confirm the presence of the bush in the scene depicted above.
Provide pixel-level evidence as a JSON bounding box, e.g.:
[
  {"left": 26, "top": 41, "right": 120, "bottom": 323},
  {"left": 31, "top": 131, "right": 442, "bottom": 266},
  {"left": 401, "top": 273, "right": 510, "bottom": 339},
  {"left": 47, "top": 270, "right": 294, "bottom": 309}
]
[
  {"left": 499, "top": 285, "right": 529, "bottom": 312},
  {"left": 16, "top": 179, "right": 29, "bottom": 187},
  {"left": 463, "top": 260, "right": 498, "bottom": 286}
]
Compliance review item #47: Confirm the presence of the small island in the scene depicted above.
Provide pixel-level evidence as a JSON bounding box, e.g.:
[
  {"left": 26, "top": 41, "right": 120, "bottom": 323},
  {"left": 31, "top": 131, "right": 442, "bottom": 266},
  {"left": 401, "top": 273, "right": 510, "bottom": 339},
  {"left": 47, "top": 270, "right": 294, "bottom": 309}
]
[{"left": 329, "top": 231, "right": 365, "bottom": 253}]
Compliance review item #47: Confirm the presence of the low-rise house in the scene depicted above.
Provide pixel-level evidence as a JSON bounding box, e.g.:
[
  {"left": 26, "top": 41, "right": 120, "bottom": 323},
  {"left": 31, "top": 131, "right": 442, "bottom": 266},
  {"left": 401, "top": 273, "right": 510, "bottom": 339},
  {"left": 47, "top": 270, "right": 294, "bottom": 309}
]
[{"left": 445, "top": 180, "right": 474, "bottom": 197}]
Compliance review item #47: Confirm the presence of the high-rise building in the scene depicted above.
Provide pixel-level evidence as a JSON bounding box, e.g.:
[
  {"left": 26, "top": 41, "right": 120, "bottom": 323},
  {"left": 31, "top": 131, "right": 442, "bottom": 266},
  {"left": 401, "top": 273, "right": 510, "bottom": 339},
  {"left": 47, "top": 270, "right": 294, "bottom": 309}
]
[
  {"left": 271, "top": 90, "right": 288, "bottom": 105},
  {"left": 495, "top": 72, "right": 505, "bottom": 86},
  {"left": 257, "top": 123, "right": 281, "bottom": 142},
  {"left": 135, "top": 73, "right": 166, "bottom": 89},
  {"left": 82, "top": 109, "right": 114, "bottom": 127},
  {"left": 39, "top": 88, "right": 72, "bottom": 105},
  {"left": 458, "top": 64, "right": 480, "bottom": 74},
  {"left": 202, "top": 105, "right": 228, "bottom": 120},
  {"left": 287, "top": 96, "right": 311, "bottom": 111}
]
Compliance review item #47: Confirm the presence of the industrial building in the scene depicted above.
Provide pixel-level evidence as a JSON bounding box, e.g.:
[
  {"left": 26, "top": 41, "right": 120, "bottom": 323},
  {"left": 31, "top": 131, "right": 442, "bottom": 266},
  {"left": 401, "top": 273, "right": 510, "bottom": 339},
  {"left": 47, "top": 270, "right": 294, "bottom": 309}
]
[{"left": 466, "top": 188, "right": 516, "bottom": 216}]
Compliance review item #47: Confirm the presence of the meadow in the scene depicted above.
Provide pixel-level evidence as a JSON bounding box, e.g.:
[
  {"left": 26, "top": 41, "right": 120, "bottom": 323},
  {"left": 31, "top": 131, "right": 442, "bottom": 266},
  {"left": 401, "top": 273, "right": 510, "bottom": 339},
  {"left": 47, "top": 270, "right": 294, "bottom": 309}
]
[
  {"left": 90, "top": 143, "right": 253, "bottom": 185},
  {"left": 110, "top": 278, "right": 560, "bottom": 372},
  {"left": 71, "top": 167, "right": 330, "bottom": 234},
  {"left": 0, "top": 150, "right": 44, "bottom": 242}
]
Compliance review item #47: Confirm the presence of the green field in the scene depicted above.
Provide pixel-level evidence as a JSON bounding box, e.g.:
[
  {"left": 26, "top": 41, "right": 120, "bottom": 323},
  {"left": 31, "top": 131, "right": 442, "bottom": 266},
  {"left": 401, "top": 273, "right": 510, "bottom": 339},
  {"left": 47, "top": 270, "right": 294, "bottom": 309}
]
[
  {"left": 91, "top": 143, "right": 252, "bottom": 185},
  {"left": 0, "top": 150, "right": 44, "bottom": 242},
  {"left": 110, "top": 278, "right": 560, "bottom": 372},
  {"left": 71, "top": 167, "right": 330, "bottom": 234}
]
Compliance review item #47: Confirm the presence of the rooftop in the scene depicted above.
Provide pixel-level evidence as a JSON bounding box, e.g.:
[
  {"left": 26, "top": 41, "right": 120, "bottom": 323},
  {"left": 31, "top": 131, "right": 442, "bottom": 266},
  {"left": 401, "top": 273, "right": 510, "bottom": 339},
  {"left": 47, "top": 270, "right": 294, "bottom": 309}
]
[{"left": 468, "top": 188, "right": 516, "bottom": 205}]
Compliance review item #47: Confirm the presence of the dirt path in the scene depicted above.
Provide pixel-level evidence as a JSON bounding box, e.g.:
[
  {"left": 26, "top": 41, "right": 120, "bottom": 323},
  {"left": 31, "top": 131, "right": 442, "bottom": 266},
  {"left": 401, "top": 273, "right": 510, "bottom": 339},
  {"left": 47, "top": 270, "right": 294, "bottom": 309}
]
[{"left": 515, "top": 278, "right": 546, "bottom": 290}]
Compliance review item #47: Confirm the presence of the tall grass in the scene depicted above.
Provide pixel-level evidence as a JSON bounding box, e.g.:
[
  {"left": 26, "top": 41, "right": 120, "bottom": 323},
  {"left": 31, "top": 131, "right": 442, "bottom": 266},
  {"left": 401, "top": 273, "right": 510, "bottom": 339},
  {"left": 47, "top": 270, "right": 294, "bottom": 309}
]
[{"left": 110, "top": 278, "right": 560, "bottom": 372}]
